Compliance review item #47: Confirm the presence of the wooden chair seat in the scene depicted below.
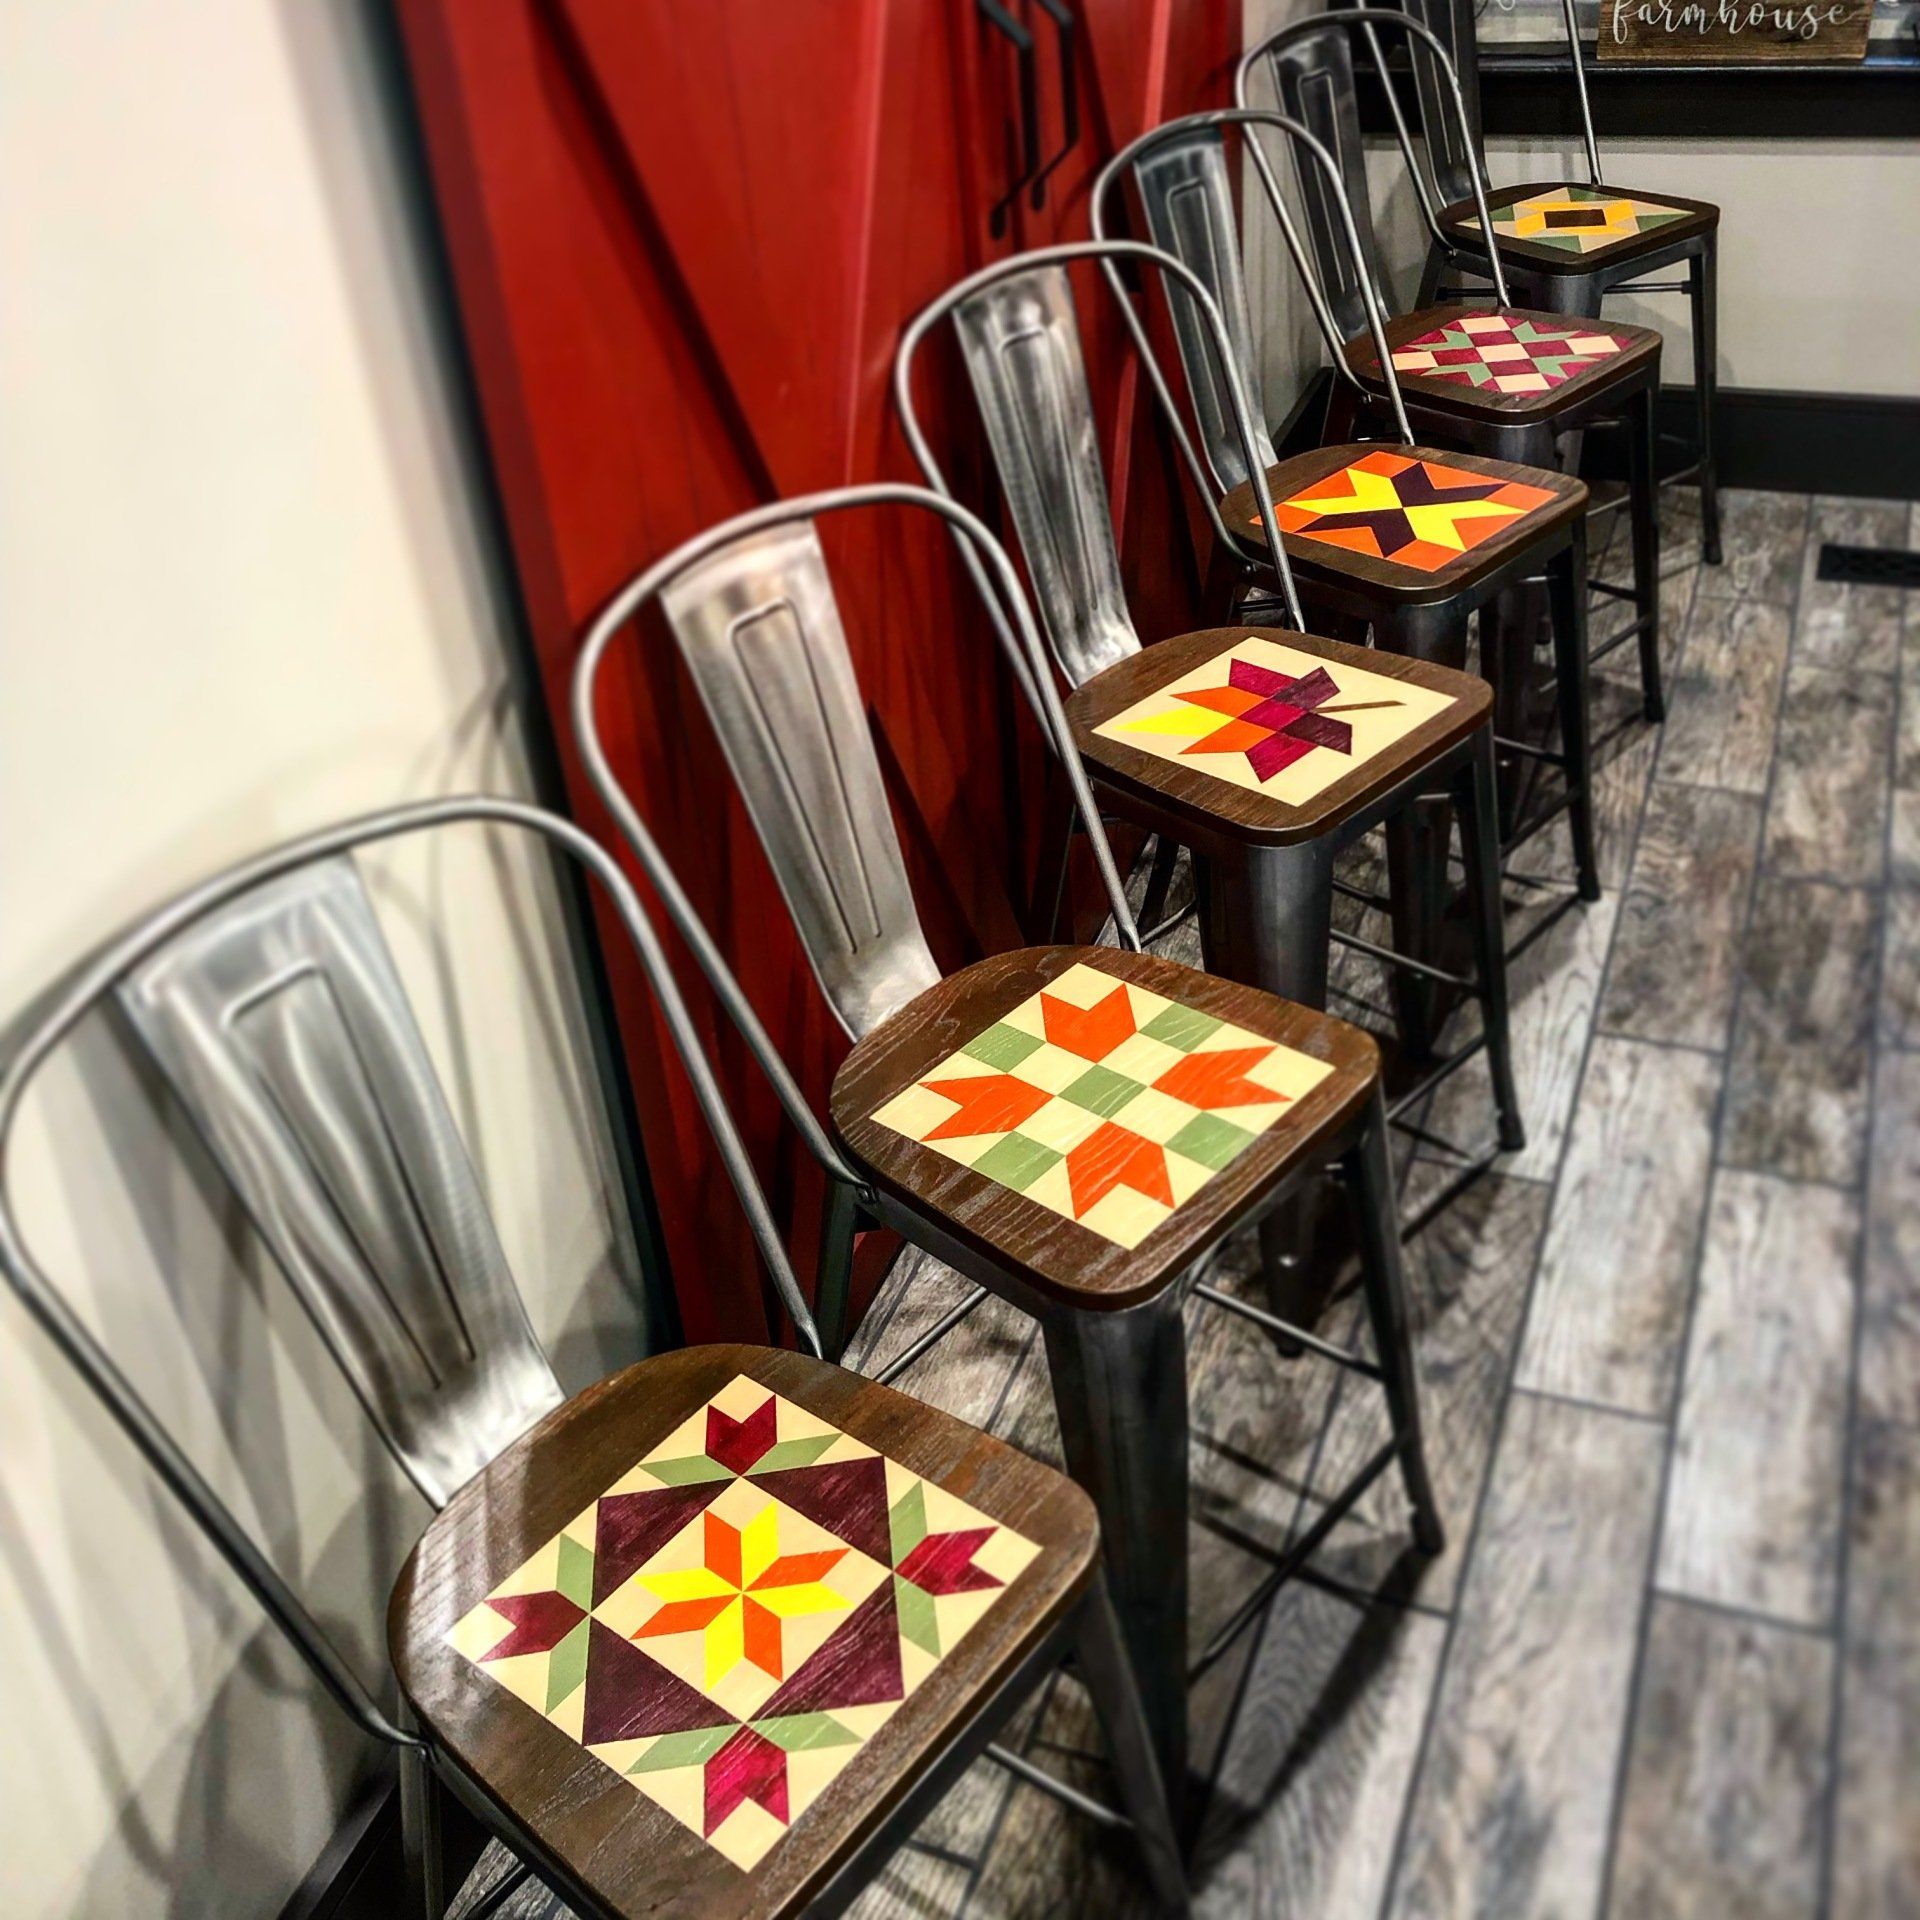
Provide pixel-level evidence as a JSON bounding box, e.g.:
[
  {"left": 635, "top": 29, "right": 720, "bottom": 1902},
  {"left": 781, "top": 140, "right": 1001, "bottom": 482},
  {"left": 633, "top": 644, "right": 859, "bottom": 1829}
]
[
  {"left": 1437, "top": 181, "right": 1719, "bottom": 275},
  {"left": 1062, "top": 625, "right": 1490, "bottom": 851},
  {"left": 1217, "top": 442, "right": 1588, "bottom": 606},
  {"left": 829, "top": 945, "right": 1378, "bottom": 1313},
  {"left": 391, "top": 1344, "right": 1099, "bottom": 1919},
  {"left": 1341, "top": 305, "right": 1661, "bottom": 428}
]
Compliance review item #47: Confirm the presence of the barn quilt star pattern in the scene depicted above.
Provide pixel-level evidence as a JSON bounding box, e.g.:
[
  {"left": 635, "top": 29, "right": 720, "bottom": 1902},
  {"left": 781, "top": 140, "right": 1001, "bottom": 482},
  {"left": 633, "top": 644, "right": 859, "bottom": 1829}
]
[
  {"left": 867, "top": 960, "right": 1333, "bottom": 1248},
  {"left": 1093, "top": 635, "right": 1456, "bottom": 805},
  {"left": 1387, "top": 312, "right": 1630, "bottom": 396},
  {"left": 445, "top": 1375, "right": 1040, "bottom": 1872},
  {"left": 1458, "top": 185, "right": 1689, "bottom": 256},
  {"left": 1267, "top": 449, "right": 1556, "bottom": 574}
]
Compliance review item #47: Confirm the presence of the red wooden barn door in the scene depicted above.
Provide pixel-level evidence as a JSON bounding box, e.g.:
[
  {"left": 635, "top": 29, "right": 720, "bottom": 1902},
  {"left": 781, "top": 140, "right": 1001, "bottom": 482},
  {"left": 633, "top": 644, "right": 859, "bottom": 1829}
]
[{"left": 397, "top": 0, "right": 1240, "bottom": 1342}]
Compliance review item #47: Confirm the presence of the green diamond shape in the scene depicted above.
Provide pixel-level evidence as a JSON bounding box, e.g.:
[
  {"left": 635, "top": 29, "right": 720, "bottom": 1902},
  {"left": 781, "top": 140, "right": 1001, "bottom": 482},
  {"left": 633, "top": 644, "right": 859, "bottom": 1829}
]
[
  {"left": 1166, "top": 1111, "right": 1259, "bottom": 1172},
  {"left": 973, "top": 1132, "right": 1062, "bottom": 1192},
  {"left": 1141, "top": 1003, "right": 1224, "bottom": 1051},
  {"left": 1062, "top": 1063, "right": 1145, "bottom": 1117},
  {"left": 961, "top": 1021, "right": 1043, "bottom": 1070}
]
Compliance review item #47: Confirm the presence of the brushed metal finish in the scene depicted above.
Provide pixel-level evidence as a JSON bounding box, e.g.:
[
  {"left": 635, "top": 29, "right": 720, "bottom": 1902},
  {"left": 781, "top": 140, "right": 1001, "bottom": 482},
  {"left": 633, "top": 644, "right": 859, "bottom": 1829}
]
[
  {"left": 1131, "top": 130, "right": 1278, "bottom": 497},
  {"left": 658, "top": 519, "right": 942, "bottom": 1038},
  {"left": 117, "top": 857, "right": 561, "bottom": 1508},
  {"left": 949, "top": 266, "right": 1140, "bottom": 689}
]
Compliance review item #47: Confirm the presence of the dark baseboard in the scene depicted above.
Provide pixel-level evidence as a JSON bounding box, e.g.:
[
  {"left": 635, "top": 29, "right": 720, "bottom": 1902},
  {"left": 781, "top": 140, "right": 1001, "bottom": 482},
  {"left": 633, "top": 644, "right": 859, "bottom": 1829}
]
[
  {"left": 1278, "top": 369, "right": 1920, "bottom": 502},
  {"left": 1595, "top": 385, "right": 1920, "bottom": 500},
  {"left": 277, "top": 1775, "right": 401, "bottom": 1920}
]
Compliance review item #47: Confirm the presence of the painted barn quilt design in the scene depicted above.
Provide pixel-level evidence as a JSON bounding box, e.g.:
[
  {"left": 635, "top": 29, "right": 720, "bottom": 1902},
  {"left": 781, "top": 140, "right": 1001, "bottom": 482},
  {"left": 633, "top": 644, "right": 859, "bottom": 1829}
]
[
  {"left": 867, "top": 960, "right": 1332, "bottom": 1248},
  {"left": 1388, "top": 312, "right": 1629, "bottom": 396},
  {"left": 1458, "top": 185, "right": 1689, "bottom": 256},
  {"left": 1093, "top": 635, "right": 1456, "bottom": 806},
  {"left": 446, "top": 1376, "right": 1040, "bottom": 1872},
  {"left": 1266, "top": 449, "right": 1556, "bottom": 574}
]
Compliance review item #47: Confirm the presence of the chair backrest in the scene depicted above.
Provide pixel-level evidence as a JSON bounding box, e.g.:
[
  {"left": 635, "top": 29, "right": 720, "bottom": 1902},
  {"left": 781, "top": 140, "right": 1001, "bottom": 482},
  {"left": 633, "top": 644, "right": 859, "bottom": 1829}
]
[
  {"left": 0, "top": 797, "right": 824, "bottom": 1747},
  {"left": 896, "top": 239, "right": 1300, "bottom": 689},
  {"left": 1350, "top": 0, "right": 1602, "bottom": 206},
  {"left": 1093, "top": 109, "right": 1416, "bottom": 484},
  {"left": 117, "top": 855, "right": 561, "bottom": 1509},
  {"left": 574, "top": 484, "right": 1143, "bottom": 1047},
  {"left": 1237, "top": 11, "right": 1511, "bottom": 332},
  {"left": 656, "top": 517, "right": 941, "bottom": 1039}
]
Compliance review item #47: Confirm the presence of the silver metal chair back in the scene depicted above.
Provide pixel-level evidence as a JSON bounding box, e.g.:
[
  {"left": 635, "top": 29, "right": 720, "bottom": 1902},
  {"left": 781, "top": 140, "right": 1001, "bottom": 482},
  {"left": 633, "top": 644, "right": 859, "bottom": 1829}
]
[
  {"left": 117, "top": 857, "right": 561, "bottom": 1509},
  {"left": 896, "top": 239, "right": 1302, "bottom": 686},
  {"left": 575, "top": 484, "right": 1141, "bottom": 1047},
  {"left": 656, "top": 517, "right": 940, "bottom": 1039},
  {"left": 1093, "top": 109, "right": 1419, "bottom": 490},
  {"left": 1236, "top": 11, "right": 1511, "bottom": 334},
  {"left": 0, "top": 797, "right": 823, "bottom": 1747}
]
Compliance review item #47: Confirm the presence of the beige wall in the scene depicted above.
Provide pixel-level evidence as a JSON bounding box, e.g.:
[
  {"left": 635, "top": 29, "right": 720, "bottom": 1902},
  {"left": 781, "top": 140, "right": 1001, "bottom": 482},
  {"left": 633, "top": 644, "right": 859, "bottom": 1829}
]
[
  {"left": 1244, "top": 0, "right": 1920, "bottom": 423},
  {"left": 0, "top": 4, "right": 640, "bottom": 1914}
]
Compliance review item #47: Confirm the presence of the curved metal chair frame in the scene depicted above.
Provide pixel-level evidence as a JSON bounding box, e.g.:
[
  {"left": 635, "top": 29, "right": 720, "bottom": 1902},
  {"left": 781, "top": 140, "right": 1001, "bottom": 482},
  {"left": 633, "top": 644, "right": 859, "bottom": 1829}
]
[
  {"left": 0, "top": 798, "right": 816, "bottom": 1914},
  {"left": 895, "top": 238, "right": 1304, "bottom": 687},
  {"left": 1100, "top": 97, "right": 1663, "bottom": 737},
  {"left": 574, "top": 483, "right": 1140, "bottom": 1362},
  {"left": 0, "top": 795, "right": 1191, "bottom": 1918},
  {"left": 893, "top": 217, "right": 1524, "bottom": 1173},
  {"left": 1276, "top": 0, "right": 1722, "bottom": 566},
  {"left": 574, "top": 483, "right": 1448, "bottom": 1809},
  {"left": 1102, "top": 102, "right": 1600, "bottom": 954}
]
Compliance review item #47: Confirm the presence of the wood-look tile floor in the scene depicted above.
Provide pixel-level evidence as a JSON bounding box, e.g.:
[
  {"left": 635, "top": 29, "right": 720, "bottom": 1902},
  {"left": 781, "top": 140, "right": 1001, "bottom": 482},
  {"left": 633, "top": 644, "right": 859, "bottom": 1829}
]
[{"left": 456, "top": 487, "right": 1920, "bottom": 1920}]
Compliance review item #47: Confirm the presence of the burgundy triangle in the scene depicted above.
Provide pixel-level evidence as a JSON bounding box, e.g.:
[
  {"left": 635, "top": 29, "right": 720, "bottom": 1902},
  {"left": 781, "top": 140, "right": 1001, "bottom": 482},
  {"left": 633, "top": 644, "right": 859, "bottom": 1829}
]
[
  {"left": 757, "top": 1580, "right": 904, "bottom": 1718},
  {"left": 592, "top": 1482, "right": 727, "bottom": 1606},
  {"left": 580, "top": 1621, "right": 735, "bottom": 1745},
  {"left": 751, "top": 1455, "right": 891, "bottom": 1565}
]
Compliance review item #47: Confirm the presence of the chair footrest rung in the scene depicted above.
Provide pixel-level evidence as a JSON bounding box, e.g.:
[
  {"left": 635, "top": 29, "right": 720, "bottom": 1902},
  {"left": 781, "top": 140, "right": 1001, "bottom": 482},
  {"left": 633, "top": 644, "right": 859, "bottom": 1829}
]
[
  {"left": 1192, "top": 1280, "right": 1383, "bottom": 1380},
  {"left": 1387, "top": 1035, "right": 1485, "bottom": 1122},
  {"left": 1506, "top": 887, "right": 1586, "bottom": 961},
  {"left": 1400, "top": 1142, "right": 1503, "bottom": 1241},
  {"left": 1188, "top": 1439, "right": 1402, "bottom": 1677},
  {"left": 1590, "top": 620, "right": 1653, "bottom": 660},
  {"left": 1493, "top": 733, "right": 1567, "bottom": 768},
  {"left": 873, "top": 1285, "right": 992, "bottom": 1386},
  {"left": 983, "top": 1744, "right": 1131, "bottom": 1832},
  {"left": 1588, "top": 577, "right": 1637, "bottom": 603},
  {"left": 1329, "top": 925, "right": 1474, "bottom": 991}
]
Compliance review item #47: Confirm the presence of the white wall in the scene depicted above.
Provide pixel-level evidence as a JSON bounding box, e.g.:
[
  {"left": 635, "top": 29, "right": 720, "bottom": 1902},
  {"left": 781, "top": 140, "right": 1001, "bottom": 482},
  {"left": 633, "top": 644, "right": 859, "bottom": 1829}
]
[
  {"left": 0, "top": 5, "right": 642, "bottom": 1914},
  {"left": 1243, "top": 0, "right": 1920, "bottom": 424}
]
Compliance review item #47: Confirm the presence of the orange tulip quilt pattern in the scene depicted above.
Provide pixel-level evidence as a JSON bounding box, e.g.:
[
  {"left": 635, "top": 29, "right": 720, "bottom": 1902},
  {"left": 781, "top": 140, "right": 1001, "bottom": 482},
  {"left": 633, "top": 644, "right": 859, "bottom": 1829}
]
[
  {"left": 1268, "top": 449, "right": 1555, "bottom": 574},
  {"left": 867, "top": 960, "right": 1333, "bottom": 1248},
  {"left": 446, "top": 1375, "right": 1040, "bottom": 1872},
  {"left": 1094, "top": 634, "right": 1456, "bottom": 805}
]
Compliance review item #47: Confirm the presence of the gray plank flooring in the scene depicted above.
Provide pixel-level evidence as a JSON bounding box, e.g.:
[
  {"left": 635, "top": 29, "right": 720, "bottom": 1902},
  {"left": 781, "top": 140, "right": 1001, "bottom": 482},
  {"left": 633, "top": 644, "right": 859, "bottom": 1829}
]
[{"left": 453, "top": 491, "right": 1920, "bottom": 1920}]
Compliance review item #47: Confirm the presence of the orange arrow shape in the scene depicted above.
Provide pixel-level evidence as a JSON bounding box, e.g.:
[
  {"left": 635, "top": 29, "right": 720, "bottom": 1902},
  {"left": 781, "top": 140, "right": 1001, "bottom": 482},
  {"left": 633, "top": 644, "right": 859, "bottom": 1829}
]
[
  {"left": 1155, "top": 1046, "right": 1284, "bottom": 1110},
  {"left": 922, "top": 1072, "right": 1051, "bottom": 1140},
  {"left": 1064, "top": 1122, "right": 1174, "bottom": 1218},
  {"left": 1040, "top": 984, "right": 1136, "bottom": 1061}
]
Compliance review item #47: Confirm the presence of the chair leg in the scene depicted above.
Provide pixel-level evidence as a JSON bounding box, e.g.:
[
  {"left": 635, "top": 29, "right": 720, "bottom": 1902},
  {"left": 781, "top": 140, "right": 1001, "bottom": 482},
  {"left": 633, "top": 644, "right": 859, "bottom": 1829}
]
[
  {"left": 400, "top": 1739, "right": 447, "bottom": 1920},
  {"left": 1074, "top": 1573, "right": 1192, "bottom": 1907},
  {"left": 1627, "top": 379, "right": 1665, "bottom": 722},
  {"left": 1416, "top": 240, "right": 1445, "bottom": 309},
  {"left": 1455, "top": 732, "right": 1525, "bottom": 1154},
  {"left": 813, "top": 1176, "right": 862, "bottom": 1362},
  {"left": 1138, "top": 834, "right": 1181, "bottom": 937},
  {"left": 1041, "top": 1290, "right": 1190, "bottom": 1811},
  {"left": 1691, "top": 240, "right": 1723, "bottom": 567},
  {"left": 1547, "top": 526, "right": 1602, "bottom": 903},
  {"left": 1034, "top": 783, "right": 1077, "bottom": 944},
  {"left": 1344, "top": 1087, "right": 1444, "bottom": 1555}
]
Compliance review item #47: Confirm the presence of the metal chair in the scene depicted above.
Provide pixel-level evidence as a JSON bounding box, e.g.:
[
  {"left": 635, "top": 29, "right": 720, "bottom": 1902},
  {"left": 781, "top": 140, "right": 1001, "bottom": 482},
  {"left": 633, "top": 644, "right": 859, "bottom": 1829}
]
[
  {"left": 893, "top": 237, "right": 1524, "bottom": 1220},
  {"left": 1084, "top": 109, "right": 1603, "bottom": 984},
  {"left": 574, "top": 481, "right": 1446, "bottom": 1815},
  {"left": 1101, "top": 94, "right": 1666, "bottom": 730},
  {"left": 0, "top": 796, "right": 1188, "bottom": 1919},
  {"left": 1265, "top": 0, "right": 1721, "bottom": 565}
]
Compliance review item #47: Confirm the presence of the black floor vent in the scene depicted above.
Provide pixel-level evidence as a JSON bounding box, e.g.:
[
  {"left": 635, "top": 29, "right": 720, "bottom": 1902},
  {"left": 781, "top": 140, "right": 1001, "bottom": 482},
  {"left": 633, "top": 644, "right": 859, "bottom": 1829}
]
[{"left": 1817, "top": 543, "right": 1920, "bottom": 589}]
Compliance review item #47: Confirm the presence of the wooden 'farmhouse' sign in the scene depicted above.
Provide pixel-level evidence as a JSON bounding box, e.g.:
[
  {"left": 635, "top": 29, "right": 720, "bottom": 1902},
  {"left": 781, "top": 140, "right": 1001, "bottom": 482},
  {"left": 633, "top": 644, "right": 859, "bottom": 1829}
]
[{"left": 1596, "top": 0, "right": 1875, "bottom": 58}]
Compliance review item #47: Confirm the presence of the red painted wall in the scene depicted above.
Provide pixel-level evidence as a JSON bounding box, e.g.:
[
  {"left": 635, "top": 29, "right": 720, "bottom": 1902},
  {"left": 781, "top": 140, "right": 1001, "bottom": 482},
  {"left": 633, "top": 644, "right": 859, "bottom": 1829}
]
[{"left": 397, "top": 0, "right": 1241, "bottom": 1341}]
